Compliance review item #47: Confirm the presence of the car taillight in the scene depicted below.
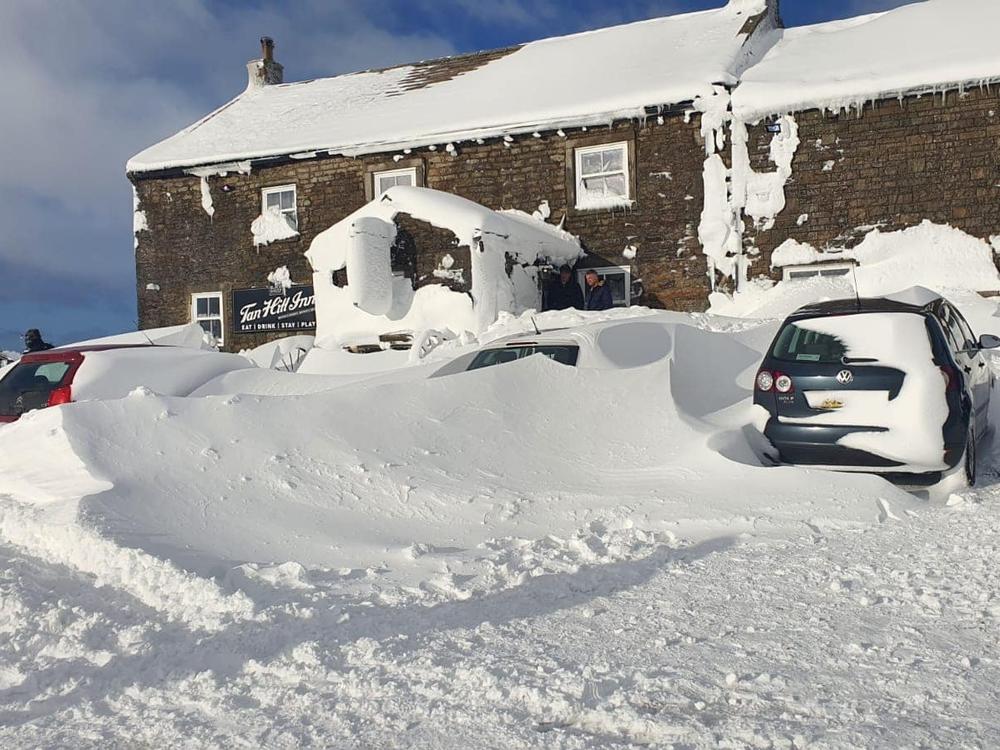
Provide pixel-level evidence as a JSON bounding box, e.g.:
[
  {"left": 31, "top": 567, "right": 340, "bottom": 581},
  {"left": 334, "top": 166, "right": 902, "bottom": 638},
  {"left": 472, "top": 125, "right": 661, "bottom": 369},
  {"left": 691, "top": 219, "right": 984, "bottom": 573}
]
[
  {"left": 774, "top": 373, "right": 794, "bottom": 393},
  {"left": 940, "top": 365, "right": 959, "bottom": 392},
  {"left": 756, "top": 370, "right": 774, "bottom": 392},
  {"left": 47, "top": 385, "right": 72, "bottom": 407}
]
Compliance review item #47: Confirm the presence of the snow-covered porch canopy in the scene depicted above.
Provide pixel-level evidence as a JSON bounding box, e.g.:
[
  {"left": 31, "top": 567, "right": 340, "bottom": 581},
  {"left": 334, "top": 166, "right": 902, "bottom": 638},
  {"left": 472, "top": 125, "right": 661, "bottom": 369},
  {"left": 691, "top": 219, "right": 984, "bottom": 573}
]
[
  {"left": 128, "top": 0, "right": 776, "bottom": 172},
  {"left": 732, "top": 0, "right": 1000, "bottom": 121},
  {"left": 306, "top": 186, "right": 584, "bottom": 342}
]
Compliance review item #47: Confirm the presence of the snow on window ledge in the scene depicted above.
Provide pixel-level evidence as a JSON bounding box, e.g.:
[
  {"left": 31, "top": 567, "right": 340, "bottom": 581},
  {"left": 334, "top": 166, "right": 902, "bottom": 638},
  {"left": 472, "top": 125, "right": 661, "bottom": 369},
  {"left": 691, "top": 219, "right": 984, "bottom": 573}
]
[
  {"left": 574, "top": 196, "right": 635, "bottom": 212},
  {"left": 251, "top": 208, "right": 300, "bottom": 248}
]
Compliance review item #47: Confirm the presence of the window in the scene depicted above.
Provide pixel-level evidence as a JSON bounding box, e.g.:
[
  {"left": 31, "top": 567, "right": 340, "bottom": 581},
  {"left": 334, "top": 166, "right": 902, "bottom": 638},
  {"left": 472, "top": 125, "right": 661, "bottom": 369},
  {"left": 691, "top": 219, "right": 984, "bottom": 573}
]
[
  {"left": 374, "top": 168, "right": 417, "bottom": 200},
  {"left": 940, "top": 304, "right": 977, "bottom": 352},
  {"left": 782, "top": 262, "right": 855, "bottom": 282},
  {"left": 771, "top": 321, "right": 848, "bottom": 364},
  {"left": 574, "top": 142, "right": 631, "bottom": 210},
  {"left": 261, "top": 185, "right": 297, "bottom": 230},
  {"left": 467, "top": 345, "right": 580, "bottom": 371},
  {"left": 576, "top": 266, "right": 632, "bottom": 307},
  {"left": 192, "top": 292, "right": 224, "bottom": 345}
]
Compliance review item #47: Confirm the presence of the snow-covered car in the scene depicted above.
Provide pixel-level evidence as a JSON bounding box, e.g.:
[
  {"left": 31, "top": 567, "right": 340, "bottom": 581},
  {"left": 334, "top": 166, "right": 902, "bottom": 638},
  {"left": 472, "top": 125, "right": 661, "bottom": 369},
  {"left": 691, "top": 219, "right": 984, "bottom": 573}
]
[
  {"left": 754, "top": 290, "right": 1000, "bottom": 485},
  {"left": 432, "top": 318, "right": 676, "bottom": 377},
  {"left": 0, "top": 344, "right": 253, "bottom": 423}
]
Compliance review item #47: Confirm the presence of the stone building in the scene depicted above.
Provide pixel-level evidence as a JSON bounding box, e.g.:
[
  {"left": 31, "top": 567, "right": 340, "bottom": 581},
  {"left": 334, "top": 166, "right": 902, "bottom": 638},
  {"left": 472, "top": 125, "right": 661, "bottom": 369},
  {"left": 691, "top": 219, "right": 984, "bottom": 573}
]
[
  {"left": 128, "top": 0, "right": 778, "bottom": 350},
  {"left": 128, "top": 0, "right": 1000, "bottom": 351}
]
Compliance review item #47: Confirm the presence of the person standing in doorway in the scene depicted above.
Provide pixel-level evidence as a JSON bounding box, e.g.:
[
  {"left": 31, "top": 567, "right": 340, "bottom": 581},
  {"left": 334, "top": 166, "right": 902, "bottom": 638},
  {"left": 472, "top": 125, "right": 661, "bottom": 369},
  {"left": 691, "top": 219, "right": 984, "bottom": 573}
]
[
  {"left": 543, "top": 265, "right": 584, "bottom": 311},
  {"left": 583, "top": 270, "right": 613, "bottom": 311}
]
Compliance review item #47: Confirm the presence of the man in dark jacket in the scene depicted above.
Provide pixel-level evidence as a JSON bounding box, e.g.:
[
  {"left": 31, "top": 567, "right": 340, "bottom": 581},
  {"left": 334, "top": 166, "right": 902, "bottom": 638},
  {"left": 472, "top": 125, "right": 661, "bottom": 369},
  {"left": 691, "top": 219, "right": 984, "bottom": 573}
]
[
  {"left": 543, "top": 265, "right": 584, "bottom": 311},
  {"left": 23, "top": 329, "right": 54, "bottom": 353},
  {"left": 583, "top": 270, "right": 614, "bottom": 311}
]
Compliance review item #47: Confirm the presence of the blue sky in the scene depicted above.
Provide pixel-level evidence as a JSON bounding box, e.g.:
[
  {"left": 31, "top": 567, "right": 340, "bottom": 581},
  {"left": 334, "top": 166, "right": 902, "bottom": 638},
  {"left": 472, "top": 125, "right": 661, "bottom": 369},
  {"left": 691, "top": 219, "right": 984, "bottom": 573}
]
[{"left": 0, "top": 0, "right": 919, "bottom": 351}]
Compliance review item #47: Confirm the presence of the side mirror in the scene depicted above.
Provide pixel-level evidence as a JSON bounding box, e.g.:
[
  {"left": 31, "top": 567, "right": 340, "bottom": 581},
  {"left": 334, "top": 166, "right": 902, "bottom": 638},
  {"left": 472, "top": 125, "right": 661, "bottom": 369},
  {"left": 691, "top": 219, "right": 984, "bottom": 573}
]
[{"left": 979, "top": 334, "right": 1000, "bottom": 350}]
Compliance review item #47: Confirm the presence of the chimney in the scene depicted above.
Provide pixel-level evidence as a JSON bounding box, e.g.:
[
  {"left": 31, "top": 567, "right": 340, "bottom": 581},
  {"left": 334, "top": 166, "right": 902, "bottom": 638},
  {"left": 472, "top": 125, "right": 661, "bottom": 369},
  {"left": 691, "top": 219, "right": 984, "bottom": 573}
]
[{"left": 246, "top": 36, "right": 284, "bottom": 90}]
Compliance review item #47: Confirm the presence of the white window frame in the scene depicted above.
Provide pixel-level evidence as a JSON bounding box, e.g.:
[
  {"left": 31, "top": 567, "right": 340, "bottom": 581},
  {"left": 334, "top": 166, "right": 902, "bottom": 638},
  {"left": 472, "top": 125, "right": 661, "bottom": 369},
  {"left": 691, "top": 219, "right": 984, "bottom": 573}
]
[
  {"left": 261, "top": 184, "right": 298, "bottom": 230},
  {"left": 577, "top": 265, "right": 632, "bottom": 307},
  {"left": 373, "top": 167, "right": 418, "bottom": 200},
  {"left": 191, "top": 291, "right": 225, "bottom": 346},
  {"left": 782, "top": 262, "right": 855, "bottom": 282},
  {"left": 574, "top": 141, "right": 631, "bottom": 210}
]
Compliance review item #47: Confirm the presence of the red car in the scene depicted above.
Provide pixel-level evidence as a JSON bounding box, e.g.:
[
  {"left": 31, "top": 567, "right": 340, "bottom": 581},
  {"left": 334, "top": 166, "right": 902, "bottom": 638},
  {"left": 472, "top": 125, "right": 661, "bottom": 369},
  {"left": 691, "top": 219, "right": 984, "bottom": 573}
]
[{"left": 0, "top": 344, "right": 252, "bottom": 423}]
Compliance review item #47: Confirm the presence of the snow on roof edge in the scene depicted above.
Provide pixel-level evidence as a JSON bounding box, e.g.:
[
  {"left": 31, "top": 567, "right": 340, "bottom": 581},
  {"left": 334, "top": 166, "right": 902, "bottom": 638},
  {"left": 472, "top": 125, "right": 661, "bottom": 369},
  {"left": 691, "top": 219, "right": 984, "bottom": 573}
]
[
  {"left": 126, "top": 96, "right": 722, "bottom": 174},
  {"left": 734, "top": 74, "right": 1000, "bottom": 123}
]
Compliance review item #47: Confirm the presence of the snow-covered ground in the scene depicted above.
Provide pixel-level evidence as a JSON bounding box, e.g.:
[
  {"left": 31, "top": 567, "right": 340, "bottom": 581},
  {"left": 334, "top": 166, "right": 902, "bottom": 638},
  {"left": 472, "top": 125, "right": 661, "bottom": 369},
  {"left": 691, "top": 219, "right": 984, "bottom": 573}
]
[{"left": 1, "top": 308, "right": 999, "bottom": 747}]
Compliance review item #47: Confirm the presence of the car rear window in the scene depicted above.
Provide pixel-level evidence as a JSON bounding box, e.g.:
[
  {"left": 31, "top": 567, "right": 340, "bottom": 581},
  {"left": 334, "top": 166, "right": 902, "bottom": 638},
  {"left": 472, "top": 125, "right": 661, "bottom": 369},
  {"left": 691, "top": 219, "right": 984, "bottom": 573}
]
[
  {"left": 468, "top": 345, "right": 579, "bottom": 371},
  {"left": 771, "top": 321, "right": 849, "bottom": 363},
  {"left": 772, "top": 312, "right": 936, "bottom": 365},
  {"left": 0, "top": 361, "right": 71, "bottom": 416}
]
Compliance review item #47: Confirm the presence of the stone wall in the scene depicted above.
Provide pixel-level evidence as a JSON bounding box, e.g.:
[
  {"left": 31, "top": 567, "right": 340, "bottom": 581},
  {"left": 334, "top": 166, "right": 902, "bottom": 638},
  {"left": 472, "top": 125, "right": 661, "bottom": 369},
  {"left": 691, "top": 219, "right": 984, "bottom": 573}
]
[
  {"left": 741, "top": 86, "right": 1000, "bottom": 281},
  {"left": 132, "top": 115, "right": 711, "bottom": 351}
]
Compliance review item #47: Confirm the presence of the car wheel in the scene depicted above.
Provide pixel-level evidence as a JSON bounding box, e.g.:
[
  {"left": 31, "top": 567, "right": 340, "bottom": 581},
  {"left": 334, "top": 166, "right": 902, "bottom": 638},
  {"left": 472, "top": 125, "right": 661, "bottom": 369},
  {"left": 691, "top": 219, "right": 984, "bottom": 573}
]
[
  {"left": 964, "top": 423, "right": 978, "bottom": 488},
  {"left": 939, "top": 422, "right": 977, "bottom": 491}
]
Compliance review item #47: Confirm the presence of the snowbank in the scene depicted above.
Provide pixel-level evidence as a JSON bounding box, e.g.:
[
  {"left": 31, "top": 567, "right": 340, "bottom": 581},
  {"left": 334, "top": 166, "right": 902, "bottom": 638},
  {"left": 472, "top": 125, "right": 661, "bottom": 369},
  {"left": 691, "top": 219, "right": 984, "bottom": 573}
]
[
  {"left": 770, "top": 222, "right": 1000, "bottom": 294},
  {"left": 129, "top": 1, "right": 774, "bottom": 172},
  {"left": 67, "top": 323, "right": 212, "bottom": 350},
  {"left": 712, "top": 222, "right": 1000, "bottom": 332},
  {"left": 733, "top": 0, "right": 1000, "bottom": 120},
  {"left": 71, "top": 348, "right": 253, "bottom": 402}
]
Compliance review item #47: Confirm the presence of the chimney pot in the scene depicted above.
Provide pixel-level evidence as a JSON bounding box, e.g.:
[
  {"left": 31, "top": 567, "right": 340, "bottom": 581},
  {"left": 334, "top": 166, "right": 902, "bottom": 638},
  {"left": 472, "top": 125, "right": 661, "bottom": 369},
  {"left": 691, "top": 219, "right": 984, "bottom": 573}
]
[{"left": 246, "top": 37, "right": 283, "bottom": 89}]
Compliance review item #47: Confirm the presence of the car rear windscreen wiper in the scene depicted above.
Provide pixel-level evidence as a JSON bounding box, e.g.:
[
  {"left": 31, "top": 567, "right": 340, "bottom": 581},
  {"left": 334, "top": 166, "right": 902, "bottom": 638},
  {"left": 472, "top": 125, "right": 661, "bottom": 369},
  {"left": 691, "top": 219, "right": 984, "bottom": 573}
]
[{"left": 841, "top": 356, "right": 879, "bottom": 364}]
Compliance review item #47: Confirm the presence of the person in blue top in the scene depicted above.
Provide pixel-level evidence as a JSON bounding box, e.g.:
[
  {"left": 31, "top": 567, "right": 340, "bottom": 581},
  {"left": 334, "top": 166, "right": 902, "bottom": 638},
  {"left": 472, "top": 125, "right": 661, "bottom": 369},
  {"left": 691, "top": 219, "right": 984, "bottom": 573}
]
[{"left": 583, "top": 270, "right": 614, "bottom": 311}]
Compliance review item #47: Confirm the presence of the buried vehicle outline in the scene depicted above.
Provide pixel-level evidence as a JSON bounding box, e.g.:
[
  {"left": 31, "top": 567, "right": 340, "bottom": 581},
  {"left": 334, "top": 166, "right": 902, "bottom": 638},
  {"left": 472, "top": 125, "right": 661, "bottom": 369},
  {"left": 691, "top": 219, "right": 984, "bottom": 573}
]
[{"left": 753, "top": 287, "right": 998, "bottom": 483}]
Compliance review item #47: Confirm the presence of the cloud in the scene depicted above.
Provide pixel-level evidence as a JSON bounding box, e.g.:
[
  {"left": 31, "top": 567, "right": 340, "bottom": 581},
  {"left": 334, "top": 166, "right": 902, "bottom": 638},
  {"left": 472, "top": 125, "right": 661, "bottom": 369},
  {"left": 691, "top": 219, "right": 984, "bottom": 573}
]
[
  {"left": 0, "top": 0, "right": 714, "bottom": 349},
  {"left": 0, "top": 0, "right": 457, "bottom": 348}
]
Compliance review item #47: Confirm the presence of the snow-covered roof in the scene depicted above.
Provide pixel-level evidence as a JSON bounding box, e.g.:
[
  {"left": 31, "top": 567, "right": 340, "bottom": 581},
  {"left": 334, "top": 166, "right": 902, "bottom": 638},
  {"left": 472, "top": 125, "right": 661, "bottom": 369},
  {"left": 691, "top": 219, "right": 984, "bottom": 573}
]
[
  {"left": 732, "top": 0, "right": 1000, "bottom": 121},
  {"left": 128, "top": 0, "right": 772, "bottom": 173}
]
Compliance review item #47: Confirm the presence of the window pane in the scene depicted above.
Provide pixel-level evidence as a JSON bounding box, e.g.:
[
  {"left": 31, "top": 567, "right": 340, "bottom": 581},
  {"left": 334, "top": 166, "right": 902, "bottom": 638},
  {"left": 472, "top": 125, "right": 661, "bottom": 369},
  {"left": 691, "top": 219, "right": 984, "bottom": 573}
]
[
  {"left": 196, "top": 298, "right": 209, "bottom": 316},
  {"left": 210, "top": 320, "right": 222, "bottom": 339},
  {"left": 582, "top": 176, "right": 606, "bottom": 197},
  {"left": 279, "top": 190, "right": 294, "bottom": 210},
  {"left": 603, "top": 148, "right": 624, "bottom": 172},
  {"left": 605, "top": 174, "right": 627, "bottom": 197},
  {"left": 266, "top": 193, "right": 281, "bottom": 210},
  {"left": 819, "top": 268, "right": 850, "bottom": 277},
  {"left": 580, "top": 152, "right": 603, "bottom": 175},
  {"left": 208, "top": 297, "right": 220, "bottom": 316},
  {"left": 605, "top": 272, "right": 627, "bottom": 304},
  {"left": 284, "top": 211, "right": 298, "bottom": 230}
]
